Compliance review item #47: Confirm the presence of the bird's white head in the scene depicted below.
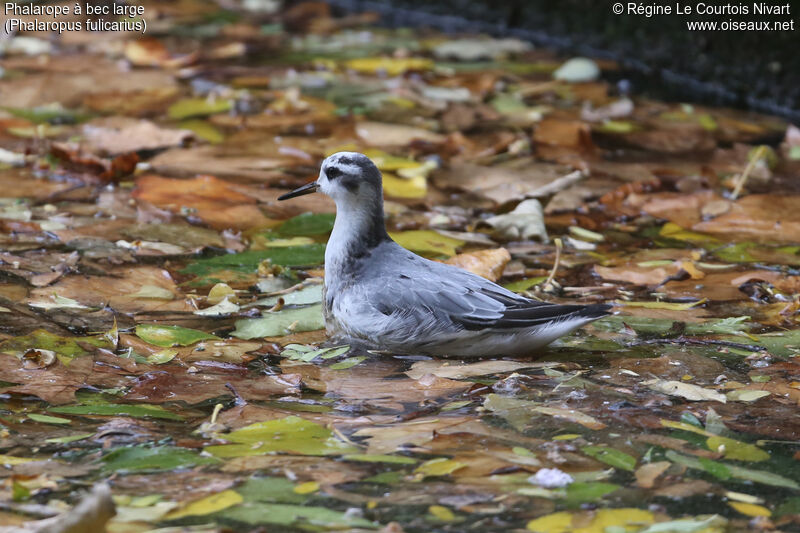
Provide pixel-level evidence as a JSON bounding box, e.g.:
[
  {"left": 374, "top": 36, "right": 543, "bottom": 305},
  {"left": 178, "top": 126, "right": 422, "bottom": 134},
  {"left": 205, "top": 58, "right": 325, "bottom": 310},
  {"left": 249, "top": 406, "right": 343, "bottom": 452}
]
[
  {"left": 318, "top": 151, "right": 382, "bottom": 203},
  {"left": 278, "top": 151, "right": 383, "bottom": 206}
]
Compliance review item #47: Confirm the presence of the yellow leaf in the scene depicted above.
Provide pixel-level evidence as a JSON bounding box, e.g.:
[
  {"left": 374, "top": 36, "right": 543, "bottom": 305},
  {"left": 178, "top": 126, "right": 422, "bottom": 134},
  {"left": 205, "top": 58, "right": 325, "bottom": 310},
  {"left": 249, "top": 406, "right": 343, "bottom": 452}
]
[
  {"left": 361, "top": 149, "right": 421, "bottom": 171},
  {"left": 615, "top": 299, "right": 707, "bottom": 311},
  {"left": 293, "top": 481, "right": 320, "bottom": 494},
  {"left": 0, "top": 455, "right": 34, "bottom": 466},
  {"left": 707, "top": 436, "right": 770, "bottom": 462},
  {"left": 389, "top": 230, "right": 464, "bottom": 257},
  {"left": 383, "top": 172, "right": 427, "bottom": 199},
  {"left": 428, "top": 505, "right": 456, "bottom": 521},
  {"left": 729, "top": 501, "right": 771, "bottom": 517},
  {"left": 527, "top": 509, "right": 654, "bottom": 533},
  {"left": 345, "top": 57, "right": 434, "bottom": 76},
  {"left": 165, "top": 490, "right": 243, "bottom": 519},
  {"left": 552, "top": 434, "right": 581, "bottom": 441},
  {"left": 659, "top": 222, "right": 720, "bottom": 245},
  {"left": 414, "top": 458, "right": 465, "bottom": 478},
  {"left": 527, "top": 511, "right": 573, "bottom": 532}
]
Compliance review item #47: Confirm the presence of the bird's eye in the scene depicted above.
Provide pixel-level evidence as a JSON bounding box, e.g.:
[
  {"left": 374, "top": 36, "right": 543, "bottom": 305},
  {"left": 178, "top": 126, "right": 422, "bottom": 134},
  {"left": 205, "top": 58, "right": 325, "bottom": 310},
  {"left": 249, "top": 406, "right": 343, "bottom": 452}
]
[{"left": 326, "top": 166, "right": 343, "bottom": 179}]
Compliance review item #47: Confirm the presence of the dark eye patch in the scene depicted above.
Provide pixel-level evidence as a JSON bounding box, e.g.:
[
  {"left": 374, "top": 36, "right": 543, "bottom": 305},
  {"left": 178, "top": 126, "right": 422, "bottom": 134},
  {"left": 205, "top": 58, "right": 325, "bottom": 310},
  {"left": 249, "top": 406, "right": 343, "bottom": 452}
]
[{"left": 326, "top": 166, "right": 343, "bottom": 179}]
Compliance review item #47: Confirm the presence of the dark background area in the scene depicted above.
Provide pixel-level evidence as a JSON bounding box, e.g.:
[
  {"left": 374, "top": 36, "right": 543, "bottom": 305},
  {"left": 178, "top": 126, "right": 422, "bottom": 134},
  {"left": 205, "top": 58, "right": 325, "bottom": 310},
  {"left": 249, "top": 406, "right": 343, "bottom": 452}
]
[{"left": 328, "top": 0, "right": 800, "bottom": 122}]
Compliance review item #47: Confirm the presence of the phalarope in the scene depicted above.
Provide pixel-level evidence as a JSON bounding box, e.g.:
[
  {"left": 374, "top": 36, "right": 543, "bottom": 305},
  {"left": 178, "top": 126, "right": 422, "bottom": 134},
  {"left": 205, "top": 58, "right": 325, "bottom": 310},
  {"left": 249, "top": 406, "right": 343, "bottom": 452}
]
[{"left": 279, "top": 152, "right": 610, "bottom": 357}]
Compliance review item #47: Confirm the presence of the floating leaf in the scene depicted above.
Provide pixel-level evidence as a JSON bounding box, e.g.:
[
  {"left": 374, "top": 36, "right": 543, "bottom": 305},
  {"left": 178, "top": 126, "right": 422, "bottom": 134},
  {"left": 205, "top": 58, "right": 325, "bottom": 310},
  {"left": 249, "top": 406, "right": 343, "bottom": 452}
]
[
  {"left": 165, "top": 490, "right": 243, "bottom": 519},
  {"left": 527, "top": 508, "right": 653, "bottom": 533},
  {"left": 342, "top": 454, "right": 417, "bottom": 464},
  {"left": 581, "top": 446, "right": 636, "bottom": 471},
  {"left": 168, "top": 97, "right": 233, "bottom": 120},
  {"left": 232, "top": 304, "right": 324, "bottom": 339},
  {"left": 414, "top": 458, "right": 466, "bottom": 478},
  {"left": 503, "top": 277, "right": 547, "bottom": 292},
  {"left": 329, "top": 356, "right": 367, "bottom": 370},
  {"left": 278, "top": 213, "right": 336, "bottom": 236},
  {"left": 564, "top": 482, "right": 619, "bottom": 504},
  {"left": 729, "top": 501, "right": 771, "bottom": 517},
  {"left": 726, "top": 389, "right": 771, "bottom": 402},
  {"left": 135, "top": 324, "right": 219, "bottom": 347},
  {"left": 180, "top": 246, "right": 326, "bottom": 278},
  {"left": 238, "top": 477, "right": 307, "bottom": 504},
  {"left": 0, "top": 329, "right": 113, "bottom": 364},
  {"left": 252, "top": 284, "right": 323, "bottom": 307},
  {"left": 45, "top": 433, "right": 94, "bottom": 444},
  {"left": 666, "top": 451, "right": 799, "bottom": 489},
  {"left": 102, "top": 446, "right": 219, "bottom": 472},
  {"left": 428, "top": 505, "right": 456, "bottom": 522},
  {"left": 383, "top": 172, "right": 427, "bottom": 199},
  {"left": 389, "top": 230, "right": 464, "bottom": 257},
  {"left": 642, "top": 378, "right": 726, "bottom": 403},
  {"left": 220, "top": 502, "right": 377, "bottom": 529},
  {"left": 27, "top": 413, "right": 71, "bottom": 425},
  {"left": 293, "top": 481, "right": 319, "bottom": 495},
  {"left": 145, "top": 349, "right": 178, "bottom": 365},
  {"left": 706, "top": 436, "right": 770, "bottom": 462},
  {"left": 51, "top": 403, "right": 183, "bottom": 421},
  {"left": 345, "top": 57, "right": 433, "bottom": 76},
  {"left": 205, "top": 416, "right": 358, "bottom": 457}
]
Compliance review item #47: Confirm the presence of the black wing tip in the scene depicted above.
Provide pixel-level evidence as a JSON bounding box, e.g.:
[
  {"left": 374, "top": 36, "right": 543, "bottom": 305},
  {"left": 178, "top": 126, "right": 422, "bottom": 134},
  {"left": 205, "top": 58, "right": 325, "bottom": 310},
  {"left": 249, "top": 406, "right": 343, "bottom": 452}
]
[{"left": 576, "top": 303, "right": 613, "bottom": 319}]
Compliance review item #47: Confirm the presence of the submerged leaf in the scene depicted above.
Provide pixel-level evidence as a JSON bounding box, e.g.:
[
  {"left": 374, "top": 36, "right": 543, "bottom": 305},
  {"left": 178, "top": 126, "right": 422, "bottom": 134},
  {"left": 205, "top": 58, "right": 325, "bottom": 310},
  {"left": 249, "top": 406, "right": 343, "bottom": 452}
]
[
  {"left": 165, "top": 490, "right": 243, "bottom": 519},
  {"left": 205, "top": 416, "right": 358, "bottom": 457},
  {"left": 102, "top": 446, "right": 219, "bottom": 472},
  {"left": 581, "top": 446, "right": 636, "bottom": 471},
  {"left": 135, "top": 324, "right": 219, "bottom": 347},
  {"left": 232, "top": 304, "right": 325, "bottom": 339}
]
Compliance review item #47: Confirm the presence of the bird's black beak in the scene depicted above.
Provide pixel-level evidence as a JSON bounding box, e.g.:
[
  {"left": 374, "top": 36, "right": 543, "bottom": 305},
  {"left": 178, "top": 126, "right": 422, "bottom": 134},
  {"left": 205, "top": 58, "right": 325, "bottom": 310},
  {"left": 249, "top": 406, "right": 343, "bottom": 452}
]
[{"left": 278, "top": 181, "right": 319, "bottom": 201}]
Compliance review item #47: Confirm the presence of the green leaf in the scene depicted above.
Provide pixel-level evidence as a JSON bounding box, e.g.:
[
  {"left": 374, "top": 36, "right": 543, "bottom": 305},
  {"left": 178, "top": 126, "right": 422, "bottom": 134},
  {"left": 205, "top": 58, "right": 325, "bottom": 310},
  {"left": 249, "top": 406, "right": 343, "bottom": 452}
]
[
  {"left": 706, "top": 436, "right": 770, "bottom": 462},
  {"left": 4, "top": 104, "right": 90, "bottom": 124},
  {"left": 564, "top": 482, "right": 619, "bottom": 504},
  {"left": 503, "top": 277, "right": 547, "bottom": 293},
  {"left": 237, "top": 477, "right": 306, "bottom": 504},
  {"left": 666, "top": 451, "right": 799, "bottom": 489},
  {"left": 167, "top": 97, "right": 232, "bottom": 119},
  {"left": 776, "top": 497, "right": 800, "bottom": 517},
  {"left": 342, "top": 454, "right": 418, "bottom": 464},
  {"left": 205, "top": 416, "right": 358, "bottom": 457},
  {"left": 278, "top": 213, "right": 336, "bottom": 236},
  {"left": 180, "top": 246, "right": 326, "bottom": 278},
  {"left": 50, "top": 403, "right": 183, "bottom": 421},
  {"left": 220, "top": 502, "right": 377, "bottom": 529},
  {"left": 27, "top": 413, "right": 71, "bottom": 425},
  {"left": 102, "top": 445, "right": 219, "bottom": 472},
  {"left": 0, "top": 329, "right": 114, "bottom": 364},
  {"left": 698, "top": 457, "right": 731, "bottom": 480},
  {"left": 135, "top": 324, "right": 219, "bottom": 347},
  {"left": 252, "top": 284, "right": 323, "bottom": 307},
  {"left": 232, "top": 305, "right": 324, "bottom": 339},
  {"left": 329, "top": 356, "right": 367, "bottom": 369},
  {"left": 45, "top": 433, "right": 94, "bottom": 444},
  {"left": 178, "top": 119, "right": 225, "bottom": 144},
  {"left": 581, "top": 446, "right": 636, "bottom": 471},
  {"left": 146, "top": 349, "right": 178, "bottom": 364}
]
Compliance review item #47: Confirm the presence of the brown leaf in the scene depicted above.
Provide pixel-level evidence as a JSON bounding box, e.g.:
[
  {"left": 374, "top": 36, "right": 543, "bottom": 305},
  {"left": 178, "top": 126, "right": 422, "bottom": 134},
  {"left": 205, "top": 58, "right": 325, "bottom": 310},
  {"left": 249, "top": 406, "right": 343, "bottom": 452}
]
[
  {"left": 433, "top": 162, "right": 583, "bottom": 204},
  {"left": 82, "top": 118, "right": 194, "bottom": 155},
  {"left": 29, "top": 266, "right": 192, "bottom": 313},
  {"left": 634, "top": 461, "right": 671, "bottom": 488},
  {"left": 443, "top": 248, "right": 510, "bottom": 281},
  {"left": 132, "top": 174, "right": 271, "bottom": 230}
]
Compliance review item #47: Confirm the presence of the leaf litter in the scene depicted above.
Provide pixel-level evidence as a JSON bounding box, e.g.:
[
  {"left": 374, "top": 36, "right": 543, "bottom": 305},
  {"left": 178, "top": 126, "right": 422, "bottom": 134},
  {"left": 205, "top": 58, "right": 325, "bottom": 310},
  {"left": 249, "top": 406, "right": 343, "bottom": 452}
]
[{"left": 0, "top": 2, "right": 799, "bottom": 532}]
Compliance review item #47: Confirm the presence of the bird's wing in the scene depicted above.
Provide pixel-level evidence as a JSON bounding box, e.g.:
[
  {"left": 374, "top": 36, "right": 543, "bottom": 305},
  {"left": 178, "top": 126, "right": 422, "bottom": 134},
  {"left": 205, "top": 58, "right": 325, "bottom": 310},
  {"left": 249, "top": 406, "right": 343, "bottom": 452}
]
[{"left": 366, "top": 252, "right": 608, "bottom": 332}]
